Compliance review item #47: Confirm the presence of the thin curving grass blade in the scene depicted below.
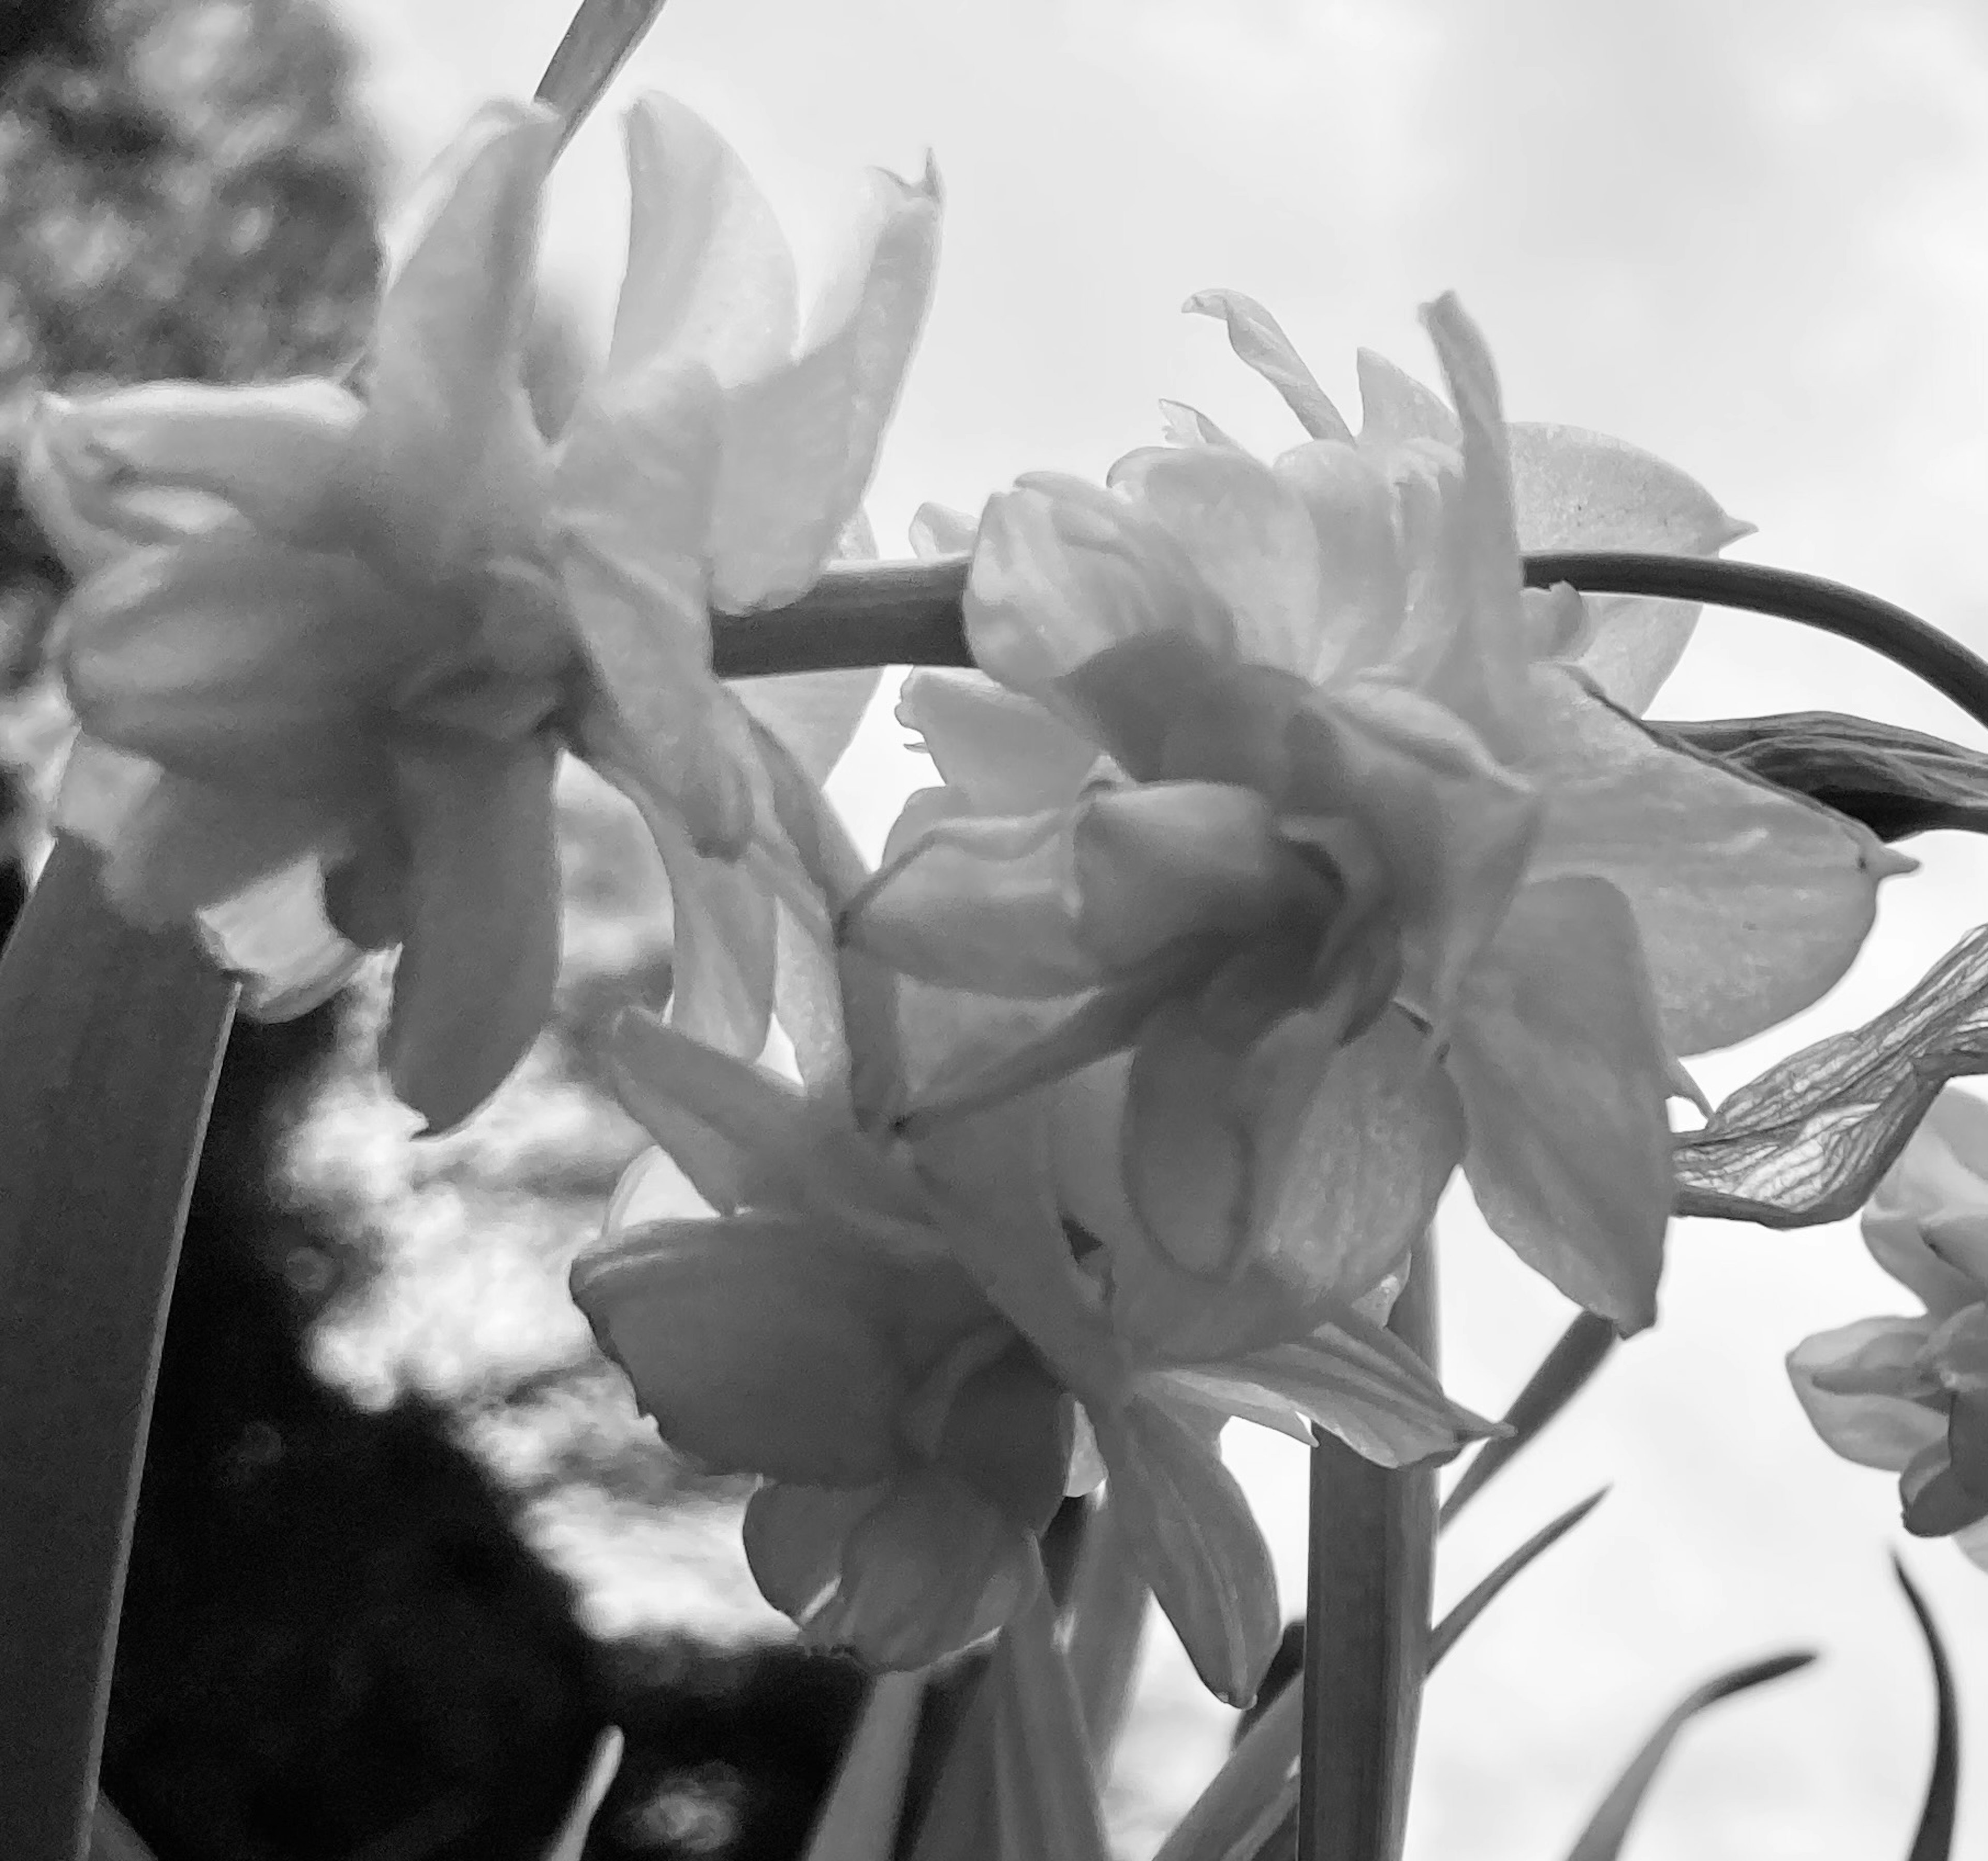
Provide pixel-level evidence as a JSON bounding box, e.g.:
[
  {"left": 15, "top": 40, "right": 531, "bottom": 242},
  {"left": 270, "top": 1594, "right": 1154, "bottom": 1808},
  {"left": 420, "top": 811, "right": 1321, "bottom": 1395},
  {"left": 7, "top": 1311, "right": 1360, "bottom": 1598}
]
[
  {"left": 1560, "top": 1651, "right": 1819, "bottom": 1861},
  {"left": 1441, "top": 1310, "right": 1617, "bottom": 1527},
  {"left": 1894, "top": 1555, "right": 1959, "bottom": 1861},
  {"left": 1429, "top": 1488, "right": 1609, "bottom": 1669}
]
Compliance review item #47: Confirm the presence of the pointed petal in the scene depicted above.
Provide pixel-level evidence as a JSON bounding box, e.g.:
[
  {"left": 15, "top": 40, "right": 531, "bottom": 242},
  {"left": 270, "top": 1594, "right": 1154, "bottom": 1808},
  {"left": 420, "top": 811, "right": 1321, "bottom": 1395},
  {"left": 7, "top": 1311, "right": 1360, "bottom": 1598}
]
[
  {"left": 55, "top": 536, "right": 413, "bottom": 800},
  {"left": 910, "top": 500, "right": 978, "bottom": 559},
  {"left": 1521, "top": 665, "right": 1897, "bottom": 1055},
  {"left": 1093, "top": 1396, "right": 1281, "bottom": 1706},
  {"left": 1152, "top": 1308, "right": 1497, "bottom": 1466},
  {"left": 380, "top": 737, "right": 562, "bottom": 1131},
  {"left": 964, "top": 477, "right": 1234, "bottom": 699},
  {"left": 1507, "top": 421, "right": 1752, "bottom": 713},
  {"left": 574, "top": 1212, "right": 938, "bottom": 1484},
  {"left": 739, "top": 670, "right": 881, "bottom": 783},
  {"left": 352, "top": 100, "right": 558, "bottom": 577},
  {"left": 609, "top": 93, "right": 799, "bottom": 384},
  {"left": 744, "top": 1473, "right": 1042, "bottom": 1668},
  {"left": 897, "top": 668, "right": 1099, "bottom": 813},
  {"left": 1104, "top": 445, "right": 1325, "bottom": 675},
  {"left": 709, "top": 160, "right": 942, "bottom": 609},
  {"left": 1271, "top": 440, "right": 1409, "bottom": 685},
  {"left": 645, "top": 806, "right": 779, "bottom": 1056},
  {"left": 1182, "top": 290, "right": 1351, "bottom": 442},
  {"left": 1159, "top": 400, "right": 1244, "bottom": 450},
  {"left": 1355, "top": 349, "right": 1459, "bottom": 452},
  {"left": 1449, "top": 876, "right": 1674, "bottom": 1331}
]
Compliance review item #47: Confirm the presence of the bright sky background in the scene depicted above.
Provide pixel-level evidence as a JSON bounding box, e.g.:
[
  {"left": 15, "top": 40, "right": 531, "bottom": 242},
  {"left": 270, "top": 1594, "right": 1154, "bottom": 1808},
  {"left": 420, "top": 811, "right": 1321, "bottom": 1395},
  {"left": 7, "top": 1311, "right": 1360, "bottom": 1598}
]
[{"left": 338, "top": 4, "right": 1988, "bottom": 1856}]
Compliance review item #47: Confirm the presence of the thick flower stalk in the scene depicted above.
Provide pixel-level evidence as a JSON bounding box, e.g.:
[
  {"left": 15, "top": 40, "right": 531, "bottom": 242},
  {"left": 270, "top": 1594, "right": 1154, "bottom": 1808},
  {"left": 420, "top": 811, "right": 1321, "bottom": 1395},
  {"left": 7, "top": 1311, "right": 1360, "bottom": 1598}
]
[
  {"left": 1788, "top": 1088, "right": 1988, "bottom": 1563},
  {"left": 843, "top": 293, "right": 1905, "bottom": 1331},
  {"left": 573, "top": 957, "right": 1492, "bottom": 1700},
  {"left": 20, "top": 93, "right": 939, "bottom": 1129}
]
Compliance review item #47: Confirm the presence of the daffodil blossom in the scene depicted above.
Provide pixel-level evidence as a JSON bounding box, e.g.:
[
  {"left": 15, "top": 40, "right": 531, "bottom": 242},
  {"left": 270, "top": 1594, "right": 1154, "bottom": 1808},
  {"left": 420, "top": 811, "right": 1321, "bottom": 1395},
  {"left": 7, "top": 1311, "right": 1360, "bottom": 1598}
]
[
  {"left": 20, "top": 93, "right": 939, "bottom": 1129},
  {"left": 573, "top": 968, "right": 1491, "bottom": 1699},
  {"left": 844, "top": 294, "right": 1904, "bottom": 1330},
  {"left": 1788, "top": 1088, "right": 1988, "bottom": 1567}
]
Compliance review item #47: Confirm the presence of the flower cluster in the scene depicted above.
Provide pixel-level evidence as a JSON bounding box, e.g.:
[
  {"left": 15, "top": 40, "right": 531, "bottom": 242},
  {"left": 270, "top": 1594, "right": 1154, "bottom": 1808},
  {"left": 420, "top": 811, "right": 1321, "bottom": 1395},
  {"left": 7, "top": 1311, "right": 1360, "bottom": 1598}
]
[
  {"left": 1789, "top": 1087, "right": 1988, "bottom": 1563},
  {"left": 20, "top": 93, "right": 939, "bottom": 1129}
]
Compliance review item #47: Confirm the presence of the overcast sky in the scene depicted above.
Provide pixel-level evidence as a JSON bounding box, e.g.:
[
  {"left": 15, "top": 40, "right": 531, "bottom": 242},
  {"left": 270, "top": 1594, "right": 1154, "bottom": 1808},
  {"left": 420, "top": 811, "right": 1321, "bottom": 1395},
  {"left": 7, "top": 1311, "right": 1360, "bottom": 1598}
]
[{"left": 338, "top": 5, "right": 1988, "bottom": 1856}]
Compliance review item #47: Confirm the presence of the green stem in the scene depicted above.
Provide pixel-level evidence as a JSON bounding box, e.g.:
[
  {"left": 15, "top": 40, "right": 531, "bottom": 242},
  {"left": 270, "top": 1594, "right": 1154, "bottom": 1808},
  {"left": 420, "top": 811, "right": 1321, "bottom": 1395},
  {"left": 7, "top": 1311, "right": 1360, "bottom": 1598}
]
[
  {"left": 0, "top": 840, "right": 236, "bottom": 1861},
  {"left": 722, "top": 554, "right": 1988, "bottom": 734},
  {"left": 1295, "top": 1236, "right": 1438, "bottom": 1861}
]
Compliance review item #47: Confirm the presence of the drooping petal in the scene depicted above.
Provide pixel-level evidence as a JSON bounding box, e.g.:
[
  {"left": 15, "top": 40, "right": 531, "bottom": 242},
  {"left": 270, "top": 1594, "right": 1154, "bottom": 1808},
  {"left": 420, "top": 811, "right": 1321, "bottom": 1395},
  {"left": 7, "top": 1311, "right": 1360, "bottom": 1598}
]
[
  {"left": 97, "top": 769, "right": 331, "bottom": 924},
  {"left": 897, "top": 668, "right": 1100, "bottom": 814},
  {"left": 1104, "top": 446, "right": 1325, "bottom": 675},
  {"left": 557, "top": 358, "right": 756, "bottom": 858},
  {"left": 1151, "top": 1306, "right": 1496, "bottom": 1466},
  {"left": 23, "top": 380, "right": 363, "bottom": 570},
  {"left": 608, "top": 92, "right": 800, "bottom": 386},
  {"left": 379, "top": 735, "right": 562, "bottom": 1131},
  {"left": 1092, "top": 1395, "right": 1281, "bottom": 1706},
  {"left": 55, "top": 535, "right": 417, "bottom": 801},
  {"left": 1519, "top": 665, "right": 1903, "bottom": 1056},
  {"left": 1181, "top": 290, "right": 1352, "bottom": 443},
  {"left": 840, "top": 806, "right": 1100, "bottom": 996},
  {"left": 733, "top": 671, "right": 881, "bottom": 784},
  {"left": 351, "top": 100, "right": 559, "bottom": 579},
  {"left": 743, "top": 1473, "right": 1043, "bottom": 1668},
  {"left": 964, "top": 478, "right": 1235, "bottom": 699},
  {"left": 646, "top": 808, "right": 779, "bottom": 1057},
  {"left": 1507, "top": 421, "right": 1753, "bottom": 713},
  {"left": 929, "top": 1339, "right": 1075, "bottom": 1534},
  {"left": 708, "top": 159, "right": 942, "bottom": 609},
  {"left": 573, "top": 1213, "right": 934, "bottom": 1485},
  {"left": 1448, "top": 876, "right": 1675, "bottom": 1332},
  {"left": 1790, "top": 1325, "right": 1946, "bottom": 1468}
]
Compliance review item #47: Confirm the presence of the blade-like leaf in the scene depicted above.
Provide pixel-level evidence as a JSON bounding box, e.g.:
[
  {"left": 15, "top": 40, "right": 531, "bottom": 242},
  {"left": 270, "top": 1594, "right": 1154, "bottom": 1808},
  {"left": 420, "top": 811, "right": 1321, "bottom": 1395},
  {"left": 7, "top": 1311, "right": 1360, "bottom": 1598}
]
[
  {"left": 1653, "top": 713, "right": 1988, "bottom": 845},
  {"left": 1150, "top": 1679, "right": 1301, "bottom": 1861},
  {"left": 1295, "top": 1235, "right": 1437, "bottom": 1861},
  {"left": 800, "top": 1675, "right": 925, "bottom": 1861},
  {"left": 1894, "top": 1555, "right": 1960, "bottom": 1861},
  {"left": 1429, "top": 1488, "right": 1608, "bottom": 1667},
  {"left": 534, "top": 0, "right": 671, "bottom": 144},
  {"left": 1560, "top": 1651, "right": 1818, "bottom": 1861},
  {"left": 538, "top": 1727, "right": 624, "bottom": 1861},
  {"left": 1441, "top": 1312, "right": 1618, "bottom": 1525},
  {"left": 988, "top": 1588, "right": 1114, "bottom": 1861},
  {"left": 1673, "top": 928, "right": 1988, "bottom": 1227}
]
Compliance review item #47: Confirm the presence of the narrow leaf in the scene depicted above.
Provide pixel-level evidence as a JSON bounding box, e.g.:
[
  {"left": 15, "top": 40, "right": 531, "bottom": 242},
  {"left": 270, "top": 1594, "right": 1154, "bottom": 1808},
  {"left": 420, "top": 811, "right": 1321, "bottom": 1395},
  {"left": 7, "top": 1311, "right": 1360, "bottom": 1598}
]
[
  {"left": 1653, "top": 712, "right": 1988, "bottom": 844},
  {"left": 1441, "top": 1312, "right": 1618, "bottom": 1524},
  {"left": 1150, "top": 1680, "right": 1302, "bottom": 1861},
  {"left": 989, "top": 1587, "right": 1114, "bottom": 1861},
  {"left": 538, "top": 1727, "right": 624, "bottom": 1861},
  {"left": 1894, "top": 1555, "right": 1960, "bottom": 1861},
  {"left": 801, "top": 1674, "right": 925, "bottom": 1861},
  {"left": 535, "top": 0, "right": 670, "bottom": 144},
  {"left": 1295, "top": 1234, "right": 1438, "bottom": 1861},
  {"left": 1428, "top": 1488, "right": 1608, "bottom": 1666},
  {"left": 0, "top": 841, "right": 236, "bottom": 1861},
  {"left": 1560, "top": 1651, "right": 1818, "bottom": 1861},
  {"left": 1673, "top": 927, "right": 1988, "bottom": 1227}
]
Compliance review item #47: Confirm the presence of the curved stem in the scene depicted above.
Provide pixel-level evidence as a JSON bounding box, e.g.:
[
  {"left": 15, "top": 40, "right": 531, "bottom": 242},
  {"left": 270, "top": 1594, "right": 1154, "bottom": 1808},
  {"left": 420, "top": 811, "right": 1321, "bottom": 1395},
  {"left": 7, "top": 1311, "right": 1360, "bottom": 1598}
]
[{"left": 721, "top": 554, "right": 1988, "bottom": 736}]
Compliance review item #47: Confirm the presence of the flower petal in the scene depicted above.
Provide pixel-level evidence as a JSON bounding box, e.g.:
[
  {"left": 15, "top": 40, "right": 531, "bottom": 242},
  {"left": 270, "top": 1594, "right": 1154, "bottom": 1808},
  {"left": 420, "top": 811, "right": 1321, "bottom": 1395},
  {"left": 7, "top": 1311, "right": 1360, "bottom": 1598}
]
[
  {"left": 1270, "top": 440, "right": 1408, "bottom": 685},
  {"left": 910, "top": 500, "right": 978, "bottom": 559},
  {"left": 609, "top": 93, "right": 800, "bottom": 386},
  {"left": 98, "top": 770, "right": 330, "bottom": 925},
  {"left": 352, "top": 100, "right": 559, "bottom": 578},
  {"left": 743, "top": 1473, "right": 1042, "bottom": 1668},
  {"left": 1181, "top": 290, "right": 1352, "bottom": 443},
  {"left": 1152, "top": 1307, "right": 1497, "bottom": 1466},
  {"left": 54, "top": 535, "right": 416, "bottom": 800},
  {"left": 1093, "top": 1395, "right": 1281, "bottom": 1706},
  {"left": 1507, "top": 420, "right": 1752, "bottom": 714},
  {"left": 574, "top": 1213, "right": 935, "bottom": 1484},
  {"left": 965, "top": 477, "right": 1234, "bottom": 699},
  {"left": 1354, "top": 349, "right": 1459, "bottom": 452},
  {"left": 648, "top": 808, "right": 779, "bottom": 1057},
  {"left": 1863, "top": 1088, "right": 1988, "bottom": 1314},
  {"left": 898, "top": 668, "right": 1099, "bottom": 814},
  {"left": 1105, "top": 445, "right": 1325, "bottom": 675},
  {"left": 738, "top": 669, "right": 882, "bottom": 784},
  {"left": 197, "top": 859, "right": 364, "bottom": 1020},
  {"left": 380, "top": 736, "right": 562, "bottom": 1131},
  {"left": 1520, "top": 665, "right": 1900, "bottom": 1055},
  {"left": 1449, "top": 876, "right": 1675, "bottom": 1332},
  {"left": 708, "top": 159, "right": 942, "bottom": 610}
]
